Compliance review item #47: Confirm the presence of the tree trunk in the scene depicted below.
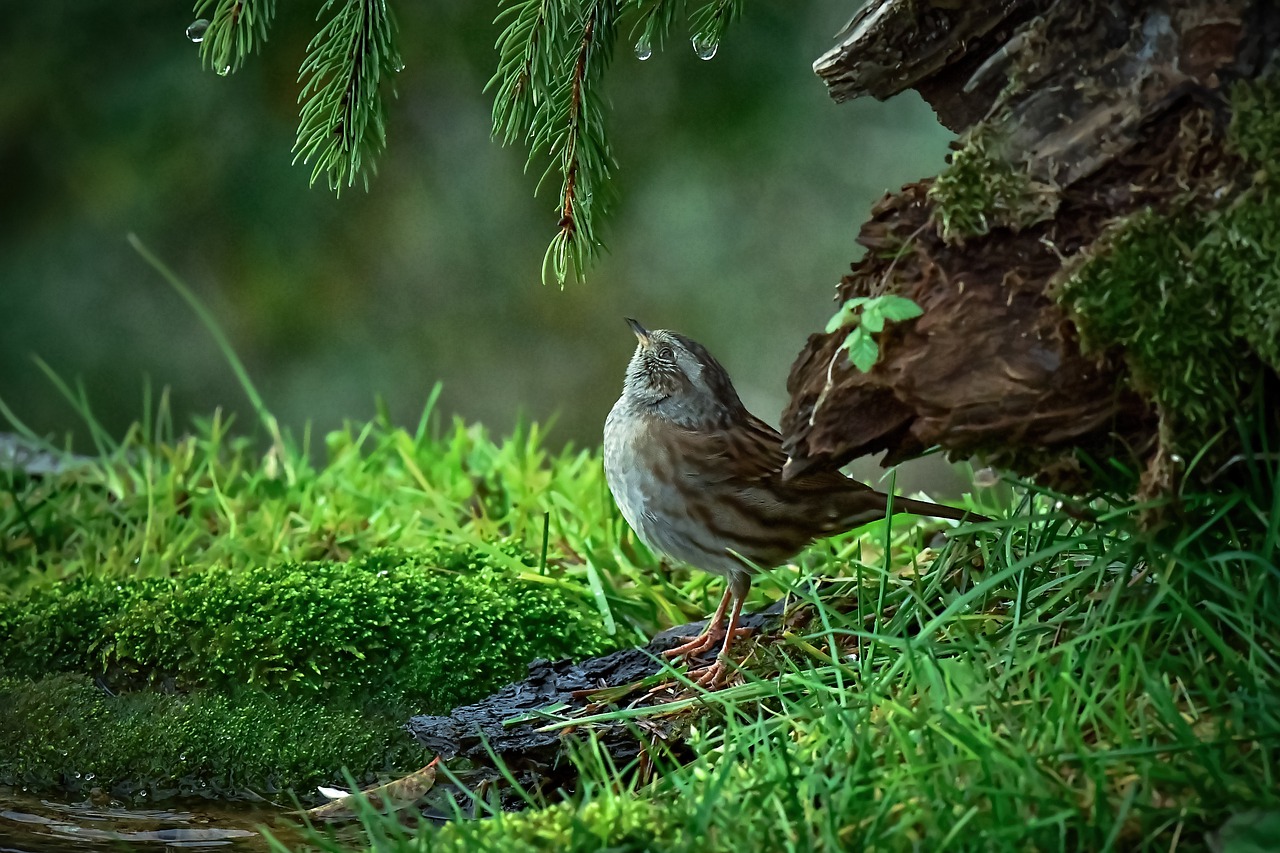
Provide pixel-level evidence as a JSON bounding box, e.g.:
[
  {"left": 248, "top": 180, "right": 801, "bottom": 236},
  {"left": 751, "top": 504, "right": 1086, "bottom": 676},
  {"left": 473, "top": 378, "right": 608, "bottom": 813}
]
[{"left": 782, "top": 0, "right": 1280, "bottom": 496}]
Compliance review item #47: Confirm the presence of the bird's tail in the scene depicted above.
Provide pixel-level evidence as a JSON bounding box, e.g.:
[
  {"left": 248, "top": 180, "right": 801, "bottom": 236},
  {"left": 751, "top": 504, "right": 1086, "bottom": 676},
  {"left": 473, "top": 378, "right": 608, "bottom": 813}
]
[
  {"left": 830, "top": 489, "right": 990, "bottom": 532},
  {"left": 892, "top": 495, "right": 990, "bottom": 524}
]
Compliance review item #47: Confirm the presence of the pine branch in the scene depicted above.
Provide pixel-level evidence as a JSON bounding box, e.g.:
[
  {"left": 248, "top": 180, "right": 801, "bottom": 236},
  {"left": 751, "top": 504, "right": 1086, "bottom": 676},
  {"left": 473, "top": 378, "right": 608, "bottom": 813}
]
[
  {"left": 488, "top": 0, "right": 748, "bottom": 284},
  {"left": 488, "top": 0, "right": 561, "bottom": 148},
  {"left": 182, "top": 0, "right": 752, "bottom": 257},
  {"left": 293, "top": 0, "right": 403, "bottom": 195},
  {"left": 191, "top": 0, "right": 277, "bottom": 76},
  {"left": 538, "top": 2, "right": 619, "bottom": 286}
]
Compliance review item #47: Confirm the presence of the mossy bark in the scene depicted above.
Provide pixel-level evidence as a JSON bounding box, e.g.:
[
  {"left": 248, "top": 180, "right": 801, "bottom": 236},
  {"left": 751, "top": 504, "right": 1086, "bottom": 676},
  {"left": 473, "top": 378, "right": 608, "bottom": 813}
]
[{"left": 783, "top": 0, "right": 1280, "bottom": 496}]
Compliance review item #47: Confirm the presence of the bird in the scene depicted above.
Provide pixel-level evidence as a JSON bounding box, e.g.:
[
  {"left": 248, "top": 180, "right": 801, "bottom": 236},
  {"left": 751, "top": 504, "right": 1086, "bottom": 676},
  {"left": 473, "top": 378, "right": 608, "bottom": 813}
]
[{"left": 603, "top": 318, "right": 989, "bottom": 687}]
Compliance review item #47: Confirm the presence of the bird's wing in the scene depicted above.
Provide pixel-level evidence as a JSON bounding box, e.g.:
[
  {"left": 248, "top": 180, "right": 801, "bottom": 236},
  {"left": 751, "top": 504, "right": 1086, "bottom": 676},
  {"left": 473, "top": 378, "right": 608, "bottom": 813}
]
[
  {"left": 672, "top": 413, "right": 787, "bottom": 484},
  {"left": 657, "top": 413, "right": 783, "bottom": 485},
  {"left": 742, "top": 415, "right": 880, "bottom": 500},
  {"left": 675, "top": 413, "right": 870, "bottom": 494}
]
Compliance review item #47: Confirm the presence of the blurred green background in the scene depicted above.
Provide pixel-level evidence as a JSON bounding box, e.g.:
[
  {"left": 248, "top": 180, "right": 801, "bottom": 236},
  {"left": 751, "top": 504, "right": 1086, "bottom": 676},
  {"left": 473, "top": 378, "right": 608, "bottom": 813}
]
[{"left": 0, "top": 1, "right": 952, "bottom": 473}]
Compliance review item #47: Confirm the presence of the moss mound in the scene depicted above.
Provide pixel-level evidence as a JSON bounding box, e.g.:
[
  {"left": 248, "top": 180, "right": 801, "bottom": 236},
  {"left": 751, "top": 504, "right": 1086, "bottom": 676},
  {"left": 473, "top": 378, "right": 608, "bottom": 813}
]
[
  {"left": 0, "top": 544, "right": 616, "bottom": 799},
  {"left": 0, "top": 674, "right": 426, "bottom": 800},
  {"left": 928, "top": 125, "right": 1058, "bottom": 243},
  {"left": 0, "top": 545, "right": 614, "bottom": 710},
  {"left": 1060, "top": 75, "right": 1280, "bottom": 453}
]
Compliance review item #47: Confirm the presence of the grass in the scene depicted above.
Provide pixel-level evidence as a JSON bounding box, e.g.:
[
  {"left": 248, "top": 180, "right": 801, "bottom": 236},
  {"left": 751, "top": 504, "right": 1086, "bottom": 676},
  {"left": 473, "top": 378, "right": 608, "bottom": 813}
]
[
  {"left": 0, "top": 384, "right": 693, "bottom": 797},
  {"left": 4, "top": 384, "right": 1277, "bottom": 851},
  {"left": 277, "top": 464, "right": 1280, "bottom": 851},
  {"left": 0, "top": 378, "right": 987, "bottom": 802},
  {"left": 3, "top": 244, "right": 1277, "bottom": 847}
]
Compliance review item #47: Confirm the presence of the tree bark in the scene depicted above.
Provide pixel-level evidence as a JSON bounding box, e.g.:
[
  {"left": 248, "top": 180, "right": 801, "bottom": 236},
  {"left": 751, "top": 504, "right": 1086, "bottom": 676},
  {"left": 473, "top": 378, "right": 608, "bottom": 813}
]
[{"left": 782, "top": 0, "right": 1280, "bottom": 495}]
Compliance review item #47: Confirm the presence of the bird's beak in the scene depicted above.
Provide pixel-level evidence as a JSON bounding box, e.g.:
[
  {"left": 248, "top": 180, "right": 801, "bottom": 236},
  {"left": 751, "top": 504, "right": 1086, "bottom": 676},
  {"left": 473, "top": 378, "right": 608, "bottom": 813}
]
[{"left": 626, "top": 317, "right": 651, "bottom": 349}]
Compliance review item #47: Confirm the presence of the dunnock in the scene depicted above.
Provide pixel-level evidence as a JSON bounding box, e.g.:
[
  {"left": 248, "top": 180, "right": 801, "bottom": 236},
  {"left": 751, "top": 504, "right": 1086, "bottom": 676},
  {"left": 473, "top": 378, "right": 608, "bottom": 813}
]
[{"left": 604, "top": 319, "right": 987, "bottom": 686}]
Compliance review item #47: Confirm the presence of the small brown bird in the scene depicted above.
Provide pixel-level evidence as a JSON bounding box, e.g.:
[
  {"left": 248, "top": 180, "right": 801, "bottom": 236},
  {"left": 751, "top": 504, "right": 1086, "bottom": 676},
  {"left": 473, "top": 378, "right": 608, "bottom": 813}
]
[{"left": 604, "top": 319, "right": 987, "bottom": 686}]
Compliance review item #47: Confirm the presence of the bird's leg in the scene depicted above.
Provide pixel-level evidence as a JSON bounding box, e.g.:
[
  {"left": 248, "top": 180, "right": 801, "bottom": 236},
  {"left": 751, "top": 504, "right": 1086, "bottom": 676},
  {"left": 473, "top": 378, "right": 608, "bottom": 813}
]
[
  {"left": 689, "top": 594, "right": 747, "bottom": 688},
  {"left": 663, "top": 587, "right": 735, "bottom": 660}
]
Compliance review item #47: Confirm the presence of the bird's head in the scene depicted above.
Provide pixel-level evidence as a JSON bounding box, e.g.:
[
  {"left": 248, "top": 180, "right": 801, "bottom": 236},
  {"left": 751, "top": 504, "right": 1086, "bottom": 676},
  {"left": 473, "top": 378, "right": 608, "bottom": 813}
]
[{"left": 620, "top": 318, "right": 747, "bottom": 427}]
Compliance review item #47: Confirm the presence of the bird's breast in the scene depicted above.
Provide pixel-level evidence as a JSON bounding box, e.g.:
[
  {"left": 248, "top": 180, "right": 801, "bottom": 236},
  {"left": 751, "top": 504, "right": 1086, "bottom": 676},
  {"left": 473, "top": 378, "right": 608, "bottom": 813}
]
[
  {"left": 603, "top": 401, "right": 796, "bottom": 577},
  {"left": 603, "top": 402, "right": 668, "bottom": 539}
]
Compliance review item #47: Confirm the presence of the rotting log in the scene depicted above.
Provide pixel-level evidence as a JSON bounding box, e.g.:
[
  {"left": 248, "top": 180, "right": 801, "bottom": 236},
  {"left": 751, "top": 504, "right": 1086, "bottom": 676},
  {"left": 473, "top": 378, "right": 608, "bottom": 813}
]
[
  {"left": 783, "top": 0, "right": 1280, "bottom": 495},
  {"left": 406, "top": 598, "right": 799, "bottom": 795}
]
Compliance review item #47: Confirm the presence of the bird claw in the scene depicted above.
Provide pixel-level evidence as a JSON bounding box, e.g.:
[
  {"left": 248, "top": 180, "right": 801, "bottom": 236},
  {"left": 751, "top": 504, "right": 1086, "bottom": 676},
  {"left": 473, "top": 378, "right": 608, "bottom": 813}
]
[
  {"left": 687, "top": 660, "right": 728, "bottom": 688},
  {"left": 661, "top": 631, "right": 720, "bottom": 660},
  {"left": 661, "top": 624, "right": 753, "bottom": 661},
  {"left": 644, "top": 656, "right": 733, "bottom": 699}
]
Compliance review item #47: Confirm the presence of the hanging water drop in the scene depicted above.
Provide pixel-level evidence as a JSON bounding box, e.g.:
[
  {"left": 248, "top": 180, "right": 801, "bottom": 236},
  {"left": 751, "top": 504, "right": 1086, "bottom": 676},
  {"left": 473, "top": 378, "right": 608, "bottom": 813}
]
[
  {"left": 186, "top": 19, "right": 209, "bottom": 43},
  {"left": 691, "top": 34, "right": 718, "bottom": 60},
  {"left": 217, "top": 64, "right": 232, "bottom": 76},
  {"left": 634, "top": 36, "right": 652, "bottom": 61}
]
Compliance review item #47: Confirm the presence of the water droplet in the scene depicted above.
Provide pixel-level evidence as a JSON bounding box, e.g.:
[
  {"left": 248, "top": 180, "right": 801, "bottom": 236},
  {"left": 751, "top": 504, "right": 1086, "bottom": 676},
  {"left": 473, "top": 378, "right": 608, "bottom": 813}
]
[
  {"left": 634, "top": 36, "right": 652, "bottom": 61},
  {"left": 393, "top": 60, "right": 405, "bottom": 72},
  {"left": 85, "top": 773, "right": 95, "bottom": 781},
  {"left": 692, "top": 34, "right": 718, "bottom": 60},
  {"left": 186, "top": 19, "right": 209, "bottom": 43},
  {"left": 217, "top": 64, "right": 231, "bottom": 76}
]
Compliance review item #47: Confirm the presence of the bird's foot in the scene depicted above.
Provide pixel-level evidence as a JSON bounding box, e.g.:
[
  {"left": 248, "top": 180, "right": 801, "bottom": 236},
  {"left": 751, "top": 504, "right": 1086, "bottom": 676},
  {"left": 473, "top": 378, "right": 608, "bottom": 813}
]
[
  {"left": 662, "top": 625, "right": 753, "bottom": 661},
  {"left": 645, "top": 655, "right": 736, "bottom": 698},
  {"left": 661, "top": 629, "right": 720, "bottom": 660},
  {"left": 686, "top": 659, "right": 730, "bottom": 688}
]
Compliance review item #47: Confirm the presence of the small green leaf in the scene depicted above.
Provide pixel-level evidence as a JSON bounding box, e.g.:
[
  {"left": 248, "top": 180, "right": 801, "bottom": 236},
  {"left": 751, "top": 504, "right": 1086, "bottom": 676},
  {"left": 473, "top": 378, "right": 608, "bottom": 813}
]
[
  {"left": 844, "top": 328, "right": 880, "bottom": 372},
  {"left": 861, "top": 309, "right": 885, "bottom": 333},
  {"left": 879, "top": 295, "right": 924, "bottom": 322},
  {"left": 825, "top": 308, "right": 850, "bottom": 334},
  {"left": 826, "top": 297, "right": 873, "bottom": 333}
]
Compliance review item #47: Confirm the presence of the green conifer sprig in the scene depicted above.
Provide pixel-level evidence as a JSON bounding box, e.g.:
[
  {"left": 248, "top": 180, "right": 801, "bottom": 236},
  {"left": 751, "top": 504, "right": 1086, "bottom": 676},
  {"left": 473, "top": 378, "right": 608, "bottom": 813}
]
[
  {"left": 688, "top": 0, "right": 739, "bottom": 58},
  {"left": 539, "top": 2, "right": 619, "bottom": 286},
  {"left": 193, "top": 0, "right": 277, "bottom": 76},
  {"left": 293, "top": 0, "right": 403, "bottom": 194},
  {"left": 490, "top": 0, "right": 745, "bottom": 285},
  {"left": 187, "top": 0, "right": 748, "bottom": 281},
  {"left": 489, "top": 0, "right": 562, "bottom": 148},
  {"left": 629, "top": 0, "right": 684, "bottom": 61}
]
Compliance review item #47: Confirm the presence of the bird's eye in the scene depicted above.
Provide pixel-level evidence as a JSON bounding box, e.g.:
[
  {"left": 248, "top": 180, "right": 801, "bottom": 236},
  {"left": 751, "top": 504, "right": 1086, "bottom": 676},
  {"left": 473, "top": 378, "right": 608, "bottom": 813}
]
[{"left": 657, "top": 346, "right": 674, "bottom": 360}]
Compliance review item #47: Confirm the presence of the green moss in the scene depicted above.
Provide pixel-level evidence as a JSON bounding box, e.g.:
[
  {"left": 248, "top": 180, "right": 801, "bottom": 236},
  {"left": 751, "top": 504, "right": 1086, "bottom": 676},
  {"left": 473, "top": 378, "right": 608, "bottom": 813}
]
[
  {"left": 1225, "top": 76, "right": 1280, "bottom": 169},
  {"left": 431, "top": 795, "right": 674, "bottom": 852},
  {"left": 0, "top": 412, "right": 638, "bottom": 802},
  {"left": 928, "top": 127, "right": 1057, "bottom": 243},
  {"left": 0, "top": 546, "right": 614, "bottom": 711},
  {"left": 1058, "top": 75, "right": 1280, "bottom": 452},
  {"left": 0, "top": 674, "right": 426, "bottom": 799},
  {"left": 1216, "top": 77, "right": 1280, "bottom": 372},
  {"left": 1060, "top": 207, "right": 1255, "bottom": 446}
]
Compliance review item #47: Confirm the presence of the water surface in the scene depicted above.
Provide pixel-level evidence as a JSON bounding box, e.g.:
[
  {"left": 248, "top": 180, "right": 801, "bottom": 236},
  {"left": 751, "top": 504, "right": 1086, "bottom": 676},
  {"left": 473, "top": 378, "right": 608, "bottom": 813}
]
[{"left": 0, "top": 786, "right": 288, "bottom": 852}]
